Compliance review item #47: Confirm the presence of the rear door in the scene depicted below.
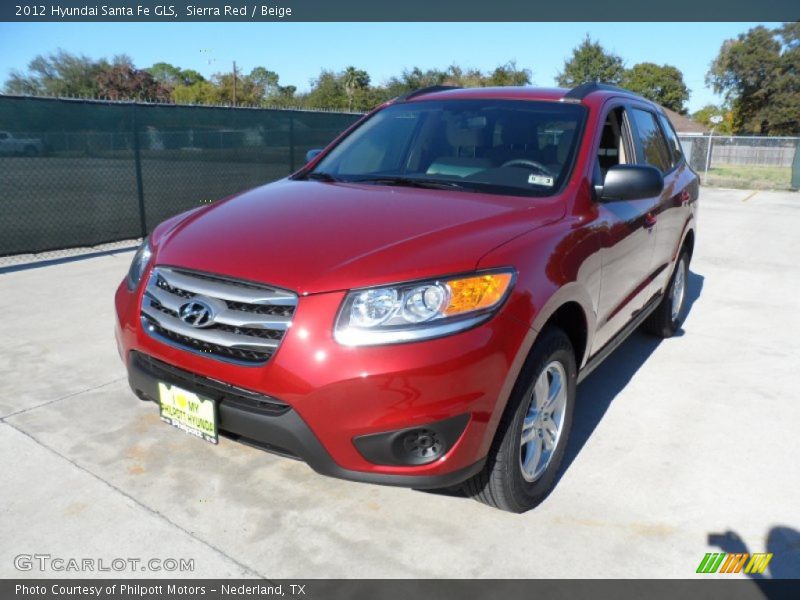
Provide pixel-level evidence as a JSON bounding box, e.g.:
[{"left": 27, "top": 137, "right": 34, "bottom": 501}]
[
  {"left": 651, "top": 113, "right": 697, "bottom": 295},
  {"left": 627, "top": 106, "right": 694, "bottom": 298}
]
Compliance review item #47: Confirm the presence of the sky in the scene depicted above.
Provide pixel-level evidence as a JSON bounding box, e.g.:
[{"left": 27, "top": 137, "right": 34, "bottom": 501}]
[{"left": 0, "top": 21, "right": 776, "bottom": 113}]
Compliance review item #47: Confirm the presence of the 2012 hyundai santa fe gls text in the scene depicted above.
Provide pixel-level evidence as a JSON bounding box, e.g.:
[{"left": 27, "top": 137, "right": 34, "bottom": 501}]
[{"left": 115, "top": 83, "right": 698, "bottom": 512}]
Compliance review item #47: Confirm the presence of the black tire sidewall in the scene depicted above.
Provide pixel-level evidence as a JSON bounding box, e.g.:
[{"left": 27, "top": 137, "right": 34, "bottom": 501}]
[
  {"left": 665, "top": 251, "right": 689, "bottom": 334},
  {"left": 502, "top": 331, "right": 577, "bottom": 511}
]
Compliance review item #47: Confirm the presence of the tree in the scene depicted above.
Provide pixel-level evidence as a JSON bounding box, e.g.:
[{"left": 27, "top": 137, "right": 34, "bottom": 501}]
[
  {"left": 385, "top": 67, "right": 448, "bottom": 96},
  {"left": 620, "top": 63, "right": 690, "bottom": 114},
  {"left": 213, "top": 69, "right": 262, "bottom": 105},
  {"left": 4, "top": 49, "right": 106, "bottom": 97},
  {"left": 147, "top": 62, "right": 182, "bottom": 87},
  {"left": 769, "top": 23, "right": 800, "bottom": 134},
  {"left": 341, "top": 66, "right": 370, "bottom": 111},
  {"left": 305, "top": 70, "right": 348, "bottom": 110},
  {"left": 556, "top": 35, "right": 625, "bottom": 87},
  {"left": 249, "top": 67, "right": 280, "bottom": 99},
  {"left": 486, "top": 61, "right": 532, "bottom": 87},
  {"left": 148, "top": 62, "right": 206, "bottom": 88},
  {"left": 692, "top": 104, "right": 734, "bottom": 135},
  {"left": 707, "top": 23, "right": 799, "bottom": 135},
  {"left": 96, "top": 62, "right": 170, "bottom": 101},
  {"left": 383, "top": 61, "right": 531, "bottom": 97},
  {"left": 172, "top": 81, "right": 220, "bottom": 105},
  {"left": 268, "top": 85, "right": 299, "bottom": 107}
]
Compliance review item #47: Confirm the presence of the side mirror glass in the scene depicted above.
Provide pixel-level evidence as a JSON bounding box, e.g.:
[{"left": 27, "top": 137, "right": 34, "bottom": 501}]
[
  {"left": 599, "top": 165, "right": 664, "bottom": 202},
  {"left": 305, "top": 149, "right": 323, "bottom": 163}
]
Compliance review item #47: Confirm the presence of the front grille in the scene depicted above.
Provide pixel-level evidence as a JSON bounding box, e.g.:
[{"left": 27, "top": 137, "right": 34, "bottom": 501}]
[
  {"left": 225, "top": 300, "right": 293, "bottom": 317},
  {"left": 140, "top": 266, "right": 297, "bottom": 366}
]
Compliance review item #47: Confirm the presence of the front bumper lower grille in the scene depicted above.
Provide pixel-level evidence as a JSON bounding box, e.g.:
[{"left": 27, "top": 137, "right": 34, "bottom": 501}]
[
  {"left": 140, "top": 266, "right": 297, "bottom": 365},
  {"left": 130, "top": 351, "right": 290, "bottom": 416}
]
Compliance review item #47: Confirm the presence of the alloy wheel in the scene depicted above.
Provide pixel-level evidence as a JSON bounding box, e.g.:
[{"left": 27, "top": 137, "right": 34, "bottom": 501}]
[
  {"left": 671, "top": 257, "right": 687, "bottom": 322},
  {"left": 519, "top": 361, "right": 568, "bottom": 482}
]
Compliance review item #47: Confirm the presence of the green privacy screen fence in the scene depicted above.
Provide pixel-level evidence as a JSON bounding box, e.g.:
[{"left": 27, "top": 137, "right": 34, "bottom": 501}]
[{"left": 0, "top": 95, "right": 361, "bottom": 257}]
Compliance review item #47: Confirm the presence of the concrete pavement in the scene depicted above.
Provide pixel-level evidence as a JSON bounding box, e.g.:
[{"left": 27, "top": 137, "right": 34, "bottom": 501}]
[{"left": 1, "top": 187, "right": 798, "bottom": 578}]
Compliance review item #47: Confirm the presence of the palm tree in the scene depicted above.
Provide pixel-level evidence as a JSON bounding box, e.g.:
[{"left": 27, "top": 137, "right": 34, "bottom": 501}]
[{"left": 342, "top": 66, "right": 370, "bottom": 111}]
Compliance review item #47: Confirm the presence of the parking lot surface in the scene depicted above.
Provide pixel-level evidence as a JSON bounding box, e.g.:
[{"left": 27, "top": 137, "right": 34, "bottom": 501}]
[{"left": 1, "top": 187, "right": 798, "bottom": 578}]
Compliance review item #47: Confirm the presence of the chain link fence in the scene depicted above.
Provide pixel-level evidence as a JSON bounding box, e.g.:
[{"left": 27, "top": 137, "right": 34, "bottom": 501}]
[
  {"left": 2, "top": 97, "right": 797, "bottom": 266},
  {"left": 678, "top": 133, "right": 800, "bottom": 190},
  {"left": 0, "top": 95, "right": 361, "bottom": 265}
]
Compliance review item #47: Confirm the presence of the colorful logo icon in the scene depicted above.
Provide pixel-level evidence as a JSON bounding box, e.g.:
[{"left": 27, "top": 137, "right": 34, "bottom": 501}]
[{"left": 697, "top": 552, "right": 773, "bottom": 574}]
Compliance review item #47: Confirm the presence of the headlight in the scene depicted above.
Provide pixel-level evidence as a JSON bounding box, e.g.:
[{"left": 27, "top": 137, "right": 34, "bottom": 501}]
[
  {"left": 126, "top": 238, "right": 152, "bottom": 291},
  {"left": 334, "top": 270, "right": 514, "bottom": 346}
]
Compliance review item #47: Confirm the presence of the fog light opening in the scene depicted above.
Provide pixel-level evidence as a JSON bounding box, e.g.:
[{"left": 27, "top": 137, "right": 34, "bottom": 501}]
[
  {"left": 352, "top": 413, "right": 470, "bottom": 467},
  {"left": 402, "top": 429, "right": 444, "bottom": 461}
]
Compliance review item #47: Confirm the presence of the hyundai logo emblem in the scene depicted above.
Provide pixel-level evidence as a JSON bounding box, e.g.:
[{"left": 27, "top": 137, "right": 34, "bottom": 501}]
[{"left": 179, "top": 299, "right": 215, "bottom": 328}]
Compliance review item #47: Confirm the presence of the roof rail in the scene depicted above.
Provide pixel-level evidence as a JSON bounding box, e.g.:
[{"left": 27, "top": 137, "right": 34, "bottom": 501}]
[
  {"left": 563, "top": 82, "right": 640, "bottom": 101},
  {"left": 397, "top": 85, "right": 461, "bottom": 101}
]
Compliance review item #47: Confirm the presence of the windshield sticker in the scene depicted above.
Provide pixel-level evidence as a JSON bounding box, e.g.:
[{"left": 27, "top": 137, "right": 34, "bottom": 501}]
[{"left": 528, "top": 174, "right": 554, "bottom": 187}]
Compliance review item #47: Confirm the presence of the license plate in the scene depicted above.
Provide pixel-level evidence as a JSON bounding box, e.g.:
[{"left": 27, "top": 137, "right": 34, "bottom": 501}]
[{"left": 157, "top": 382, "right": 218, "bottom": 444}]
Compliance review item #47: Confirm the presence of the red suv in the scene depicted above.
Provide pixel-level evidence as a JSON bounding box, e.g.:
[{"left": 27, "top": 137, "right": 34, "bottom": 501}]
[{"left": 115, "top": 83, "right": 698, "bottom": 512}]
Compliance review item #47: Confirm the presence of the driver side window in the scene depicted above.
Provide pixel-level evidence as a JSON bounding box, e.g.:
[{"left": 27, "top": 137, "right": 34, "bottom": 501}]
[
  {"left": 597, "top": 107, "right": 632, "bottom": 178},
  {"left": 593, "top": 107, "right": 633, "bottom": 190}
]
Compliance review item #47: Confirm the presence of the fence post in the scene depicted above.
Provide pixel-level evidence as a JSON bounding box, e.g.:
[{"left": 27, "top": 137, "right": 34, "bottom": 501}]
[
  {"left": 289, "top": 112, "right": 295, "bottom": 173},
  {"left": 132, "top": 102, "right": 147, "bottom": 238},
  {"left": 703, "top": 132, "right": 714, "bottom": 183}
]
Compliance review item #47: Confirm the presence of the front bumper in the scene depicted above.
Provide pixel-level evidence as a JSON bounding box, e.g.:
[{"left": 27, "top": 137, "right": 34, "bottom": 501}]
[{"left": 116, "top": 276, "right": 532, "bottom": 488}]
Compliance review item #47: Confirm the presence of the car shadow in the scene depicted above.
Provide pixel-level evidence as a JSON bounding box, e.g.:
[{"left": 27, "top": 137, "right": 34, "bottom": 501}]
[
  {"left": 558, "top": 270, "right": 704, "bottom": 483},
  {"left": 421, "top": 270, "right": 704, "bottom": 502}
]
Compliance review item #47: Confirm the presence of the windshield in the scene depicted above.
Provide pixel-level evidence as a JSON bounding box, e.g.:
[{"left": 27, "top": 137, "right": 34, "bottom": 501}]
[{"left": 306, "top": 99, "right": 586, "bottom": 197}]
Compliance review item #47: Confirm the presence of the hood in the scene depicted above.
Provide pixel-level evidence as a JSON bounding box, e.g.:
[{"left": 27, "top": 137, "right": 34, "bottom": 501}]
[{"left": 154, "top": 179, "right": 564, "bottom": 294}]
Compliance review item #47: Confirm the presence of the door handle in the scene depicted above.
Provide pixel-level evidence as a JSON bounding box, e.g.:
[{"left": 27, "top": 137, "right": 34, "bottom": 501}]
[{"left": 644, "top": 213, "right": 657, "bottom": 230}]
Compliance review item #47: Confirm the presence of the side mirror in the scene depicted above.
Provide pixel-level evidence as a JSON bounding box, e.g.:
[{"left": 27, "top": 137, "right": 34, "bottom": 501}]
[
  {"left": 305, "top": 148, "right": 323, "bottom": 163},
  {"left": 599, "top": 165, "right": 664, "bottom": 202}
]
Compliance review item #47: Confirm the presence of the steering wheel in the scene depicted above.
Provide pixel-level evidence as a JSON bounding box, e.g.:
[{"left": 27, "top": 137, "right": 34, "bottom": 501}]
[{"left": 500, "top": 159, "right": 551, "bottom": 175}]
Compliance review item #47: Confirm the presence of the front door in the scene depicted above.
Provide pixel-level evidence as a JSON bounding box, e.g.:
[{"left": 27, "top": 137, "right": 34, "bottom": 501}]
[{"left": 591, "top": 104, "right": 659, "bottom": 354}]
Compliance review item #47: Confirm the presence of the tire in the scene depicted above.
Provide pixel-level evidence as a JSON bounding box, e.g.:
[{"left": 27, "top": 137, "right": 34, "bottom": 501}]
[
  {"left": 23, "top": 145, "right": 39, "bottom": 157},
  {"left": 463, "top": 326, "right": 576, "bottom": 513},
  {"left": 642, "top": 249, "right": 690, "bottom": 338}
]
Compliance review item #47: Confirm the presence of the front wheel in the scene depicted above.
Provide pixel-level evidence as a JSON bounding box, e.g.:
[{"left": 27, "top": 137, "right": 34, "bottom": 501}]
[
  {"left": 463, "top": 327, "right": 576, "bottom": 513},
  {"left": 643, "top": 249, "right": 690, "bottom": 338}
]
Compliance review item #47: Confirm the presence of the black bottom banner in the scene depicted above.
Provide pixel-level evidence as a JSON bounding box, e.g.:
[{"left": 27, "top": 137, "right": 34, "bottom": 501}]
[{"left": 3, "top": 579, "right": 800, "bottom": 600}]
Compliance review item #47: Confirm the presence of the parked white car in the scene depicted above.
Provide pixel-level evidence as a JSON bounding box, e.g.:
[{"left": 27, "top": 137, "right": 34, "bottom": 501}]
[{"left": 0, "top": 131, "right": 44, "bottom": 156}]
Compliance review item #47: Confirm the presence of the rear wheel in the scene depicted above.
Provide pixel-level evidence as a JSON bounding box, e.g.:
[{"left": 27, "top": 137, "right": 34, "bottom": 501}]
[
  {"left": 463, "top": 327, "right": 576, "bottom": 513},
  {"left": 643, "top": 249, "right": 690, "bottom": 338}
]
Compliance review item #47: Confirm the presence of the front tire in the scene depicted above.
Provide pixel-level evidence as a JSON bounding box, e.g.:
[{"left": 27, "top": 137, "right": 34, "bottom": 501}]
[
  {"left": 463, "top": 327, "right": 576, "bottom": 513},
  {"left": 643, "top": 249, "right": 690, "bottom": 338}
]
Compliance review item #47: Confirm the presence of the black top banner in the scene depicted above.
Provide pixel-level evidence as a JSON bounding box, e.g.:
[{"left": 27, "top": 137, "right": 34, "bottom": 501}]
[{"left": 2, "top": 0, "right": 799, "bottom": 22}]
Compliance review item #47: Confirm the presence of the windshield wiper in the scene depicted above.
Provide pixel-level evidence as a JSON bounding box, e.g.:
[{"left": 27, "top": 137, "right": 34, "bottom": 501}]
[
  {"left": 300, "top": 171, "right": 340, "bottom": 182},
  {"left": 352, "top": 176, "right": 470, "bottom": 191}
]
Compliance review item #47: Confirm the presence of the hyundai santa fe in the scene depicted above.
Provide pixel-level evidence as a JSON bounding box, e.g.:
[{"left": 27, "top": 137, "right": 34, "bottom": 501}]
[{"left": 115, "top": 83, "right": 698, "bottom": 512}]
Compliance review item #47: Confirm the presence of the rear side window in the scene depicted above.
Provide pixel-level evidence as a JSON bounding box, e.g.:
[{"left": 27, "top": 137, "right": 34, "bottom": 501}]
[
  {"left": 657, "top": 114, "right": 685, "bottom": 168},
  {"left": 629, "top": 108, "right": 672, "bottom": 173}
]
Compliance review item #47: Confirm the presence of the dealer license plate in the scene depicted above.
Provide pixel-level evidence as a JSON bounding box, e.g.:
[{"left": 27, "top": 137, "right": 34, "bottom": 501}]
[{"left": 157, "top": 382, "right": 218, "bottom": 444}]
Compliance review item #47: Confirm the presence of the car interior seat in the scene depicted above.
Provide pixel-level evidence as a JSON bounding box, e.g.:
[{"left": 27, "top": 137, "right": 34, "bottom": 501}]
[
  {"left": 426, "top": 116, "right": 493, "bottom": 177},
  {"left": 486, "top": 115, "right": 540, "bottom": 167},
  {"left": 542, "top": 128, "right": 576, "bottom": 175}
]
